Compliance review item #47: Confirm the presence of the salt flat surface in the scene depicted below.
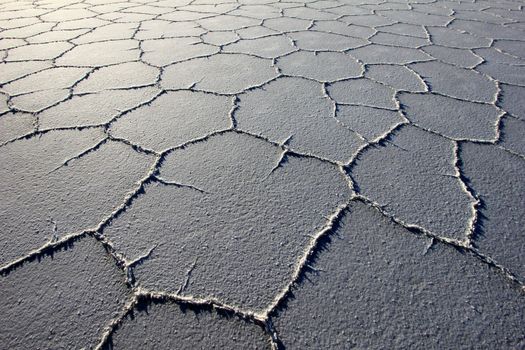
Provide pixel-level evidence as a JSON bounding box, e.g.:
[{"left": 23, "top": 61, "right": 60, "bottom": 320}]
[{"left": 0, "top": 0, "right": 524, "bottom": 348}]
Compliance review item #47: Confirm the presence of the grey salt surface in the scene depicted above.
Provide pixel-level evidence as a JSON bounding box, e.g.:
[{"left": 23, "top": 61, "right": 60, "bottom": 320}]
[
  {"left": 335, "top": 105, "right": 403, "bottom": 141},
  {"left": 398, "top": 92, "right": 501, "bottom": 140},
  {"left": 105, "top": 301, "right": 270, "bottom": 349},
  {"left": 499, "top": 84, "right": 525, "bottom": 121},
  {"left": 274, "top": 202, "right": 525, "bottom": 349},
  {"left": 110, "top": 91, "right": 232, "bottom": 151},
  {"left": 460, "top": 143, "right": 525, "bottom": 280},
  {"left": 352, "top": 125, "right": 473, "bottom": 239},
  {"left": 0, "top": 112, "right": 34, "bottom": 143},
  {"left": 500, "top": 117, "right": 525, "bottom": 155},
  {"left": 0, "top": 237, "right": 129, "bottom": 349},
  {"left": 161, "top": 53, "right": 278, "bottom": 94},
  {"left": 410, "top": 61, "right": 498, "bottom": 103},
  {"left": 38, "top": 87, "right": 161, "bottom": 129},
  {"left": 1, "top": 0, "right": 524, "bottom": 348},
  {"left": 276, "top": 51, "right": 363, "bottom": 82},
  {"left": 236, "top": 77, "right": 365, "bottom": 162},
  {"left": 104, "top": 132, "right": 350, "bottom": 311},
  {"left": 0, "top": 129, "right": 153, "bottom": 265},
  {"left": 74, "top": 61, "right": 159, "bottom": 93}
]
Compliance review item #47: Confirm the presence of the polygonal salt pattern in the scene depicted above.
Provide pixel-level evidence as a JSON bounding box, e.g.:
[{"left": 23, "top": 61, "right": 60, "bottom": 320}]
[{"left": 1, "top": 0, "right": 524, "bottom": 348}]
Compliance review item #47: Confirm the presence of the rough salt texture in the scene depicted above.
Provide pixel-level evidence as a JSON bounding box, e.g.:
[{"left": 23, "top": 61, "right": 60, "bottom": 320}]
[
  {"left": 460, "top": 143, "right": 525, "bottom": 280},
  {"left": 103, "top": 132, "right": 350, "bottom": 311},
  {"left": 0, "top": 129, "right": 153, "bottom": 265},
  {"left": 351, "top": 125, "right": 474, "bottom": 239},
  {"left": 273, "top": 202, "right": 525, "bottom": 349},
  {"left": 0, "top": 237, "right": 129, "bottom": 350},
  {"left": 104, "top": 301, "right": 271, "bottom": 349},
  {"left": 1, "top": 0, "right": 524, "bottom": 348}
]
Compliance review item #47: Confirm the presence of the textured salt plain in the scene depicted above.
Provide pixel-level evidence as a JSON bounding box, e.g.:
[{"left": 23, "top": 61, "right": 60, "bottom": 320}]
[{"left": 0, "top": 0, "right": 524, "bottom": 348}]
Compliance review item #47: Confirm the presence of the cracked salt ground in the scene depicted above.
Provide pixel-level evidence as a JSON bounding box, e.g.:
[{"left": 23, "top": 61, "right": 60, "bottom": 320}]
[
  {"left": 0, "top": 0, "right": 524, "bottom": 348},
  {"left": 0, "top": 129, "right": 153, "bottom": 265},
  {"left": 350, "top": 125, "right": 475, "bottom": 240},
  {"left": 110, "top": 91, "right": 232, "bottom": 151},
  {"left": 273, "top": 202, "right": 525, "bottom": 348},
  {"left": 104, "top": 131, "right": 350, "bottom": 311},
  {"left": 460, "top": 143, "right": 525, "bottom": 280},
  {"left": 0, "top": 237, "right": 129, "bottom": 349},
  {"left": 102, "top": 298, "right": 271, "bottom": 349},
  {"left": 236, "top": 77, "right": 365, "bottom": 162}
]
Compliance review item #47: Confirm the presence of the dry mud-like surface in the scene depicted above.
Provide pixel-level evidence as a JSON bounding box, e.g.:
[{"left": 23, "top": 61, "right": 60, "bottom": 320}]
[{"left": 0, "top": 0, "right": 524, "bottom": 348}]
